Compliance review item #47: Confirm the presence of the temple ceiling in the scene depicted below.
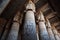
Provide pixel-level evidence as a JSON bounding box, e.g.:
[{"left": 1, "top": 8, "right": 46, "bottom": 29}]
[{"left": 0, "top": 0, "right": 60, "bottom": 33}]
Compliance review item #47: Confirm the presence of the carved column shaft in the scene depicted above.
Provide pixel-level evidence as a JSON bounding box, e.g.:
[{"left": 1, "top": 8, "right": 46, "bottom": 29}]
[
  {"left": 38, "top": 11, "right": 49, "bottom": 40},
  {"left": 46, "top": 18, "right": 55, "bottom": 40},
  {"left": 0, "top": 18, "right": 7, "bottom": 38},
  {"left": 36, "top": 25, "right": 39, "bottom": 40},
  {"left": 1, "top": 19, "right": 12, "bottom": 40},
  {"left": 52, "top": 26, "right": 60, "bottom": 40},
  {"left": 22, "top": 0, "right": 37, "bottom": 40},
  {"left": 7, "top": 11, "right": 20, "bottom": 40}
]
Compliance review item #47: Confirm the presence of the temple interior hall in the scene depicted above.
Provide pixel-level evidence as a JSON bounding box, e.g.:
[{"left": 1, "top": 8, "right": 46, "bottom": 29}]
[{"left": 0, "top": 0, "right": 60, "bottom": 40}]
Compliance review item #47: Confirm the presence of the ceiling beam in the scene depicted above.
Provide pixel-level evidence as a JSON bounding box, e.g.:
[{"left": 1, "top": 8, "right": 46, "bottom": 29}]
[
  {"left": 49, "top": 16, "right": 59, "bottom": 24},
  {"left": 32, "top": 0, "right": 39, "bottom": 3},
  {"left": 36, "top": 0, "right": 47, "bottom": 11},
  {"left": 46, "top": 12, "right": 56, "bottom": 19},
  {"left": 39, "top": 3, "right": 48, "bottom": 12},
  {"left": 51, "top": 21, "right": 60, "bottom": 27}
]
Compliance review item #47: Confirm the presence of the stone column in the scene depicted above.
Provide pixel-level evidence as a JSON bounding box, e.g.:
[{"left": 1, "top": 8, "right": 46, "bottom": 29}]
[
  {"left": 46, "top": 18, "right": 55, "bottom": 40},
  {"left": 0, "top": 18, "right": 7, "bottom": 38},
  {"left": 0, "top": 0, "right": 10, "bottom": 14},
  {"left": 7, "top": 11, "right": 20, "bottom": 40},
  {"left": 38, "top": 11, "right": 49, "bottom": 40},
  {"left": 22, "top": 0, "right": 37, "bottom": 40},
  {"left": 1, "top": 19, "right": 12, "bottom": 40},
  {"left": 58, "top": 33, "right": 60, "bottom": 38},
  {"left": 36, "top": 25, "right": 39, "bottom": 40},
  {"left": 52, "top": 26, "right": 60, "bottom": 40}
]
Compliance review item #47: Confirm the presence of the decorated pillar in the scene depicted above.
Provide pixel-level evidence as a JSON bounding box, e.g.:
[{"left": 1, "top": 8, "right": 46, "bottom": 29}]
[
  {"left": 7, "top": 11, "right": 20, "bottom": 40},
  {"left": 52, "top": 26, "right": 60, "bottom": 40},
  {"left": 58, "top": 33, "right": 60, "bottom": 38},
  {"left": 36, "top": 25, "right": 39, "bottom": 40},
  {"left": 22, "top": 0, "right": 37, "bottom": 40},
  {"left": 1, "top": 19, "right": 12, "bottom": 40},
  {"left": 46, "top": 18, "right": 55, "bottom": 40},
  {"left": 38, "top": 11, "right": 49, "bottom": 40}
]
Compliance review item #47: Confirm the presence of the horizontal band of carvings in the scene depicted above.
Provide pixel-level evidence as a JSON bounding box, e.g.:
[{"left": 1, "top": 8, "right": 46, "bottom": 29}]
[
  {"left": 26, "top": 9, "right": 33, "bottom": 11},
  {"left": 39, "top": 20, "right": 45, "bottom": 22},
  {"left": 46, "top": 27, "right": 51, "bottom": 28},
  {"left": 13, "top": 21, "right": 20, "bottom": 24},
  {"left": 25, "top": 9, "right": 35, "bottom": 13}
]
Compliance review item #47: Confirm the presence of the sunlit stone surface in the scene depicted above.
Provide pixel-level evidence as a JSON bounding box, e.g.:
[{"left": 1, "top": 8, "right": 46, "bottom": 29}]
[
  {"left": 38, "top": 11, "right": 49, "bottom": 40},
  {"left": 22, "top": 0, "right": 37, "bottom": 40}
]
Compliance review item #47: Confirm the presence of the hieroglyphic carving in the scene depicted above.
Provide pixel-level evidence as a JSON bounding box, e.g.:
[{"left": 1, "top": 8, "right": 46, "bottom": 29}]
[{"left": 22, "top": 21, "right": 37, "bottom": 40}]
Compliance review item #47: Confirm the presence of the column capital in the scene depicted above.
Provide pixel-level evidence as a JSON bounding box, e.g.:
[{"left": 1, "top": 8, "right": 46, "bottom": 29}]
[
  {"left": 45, "top": 18, "right": 52, "bottom": 28},
  {"left": 12, "top": 21, "right": 20, "bottom": 24},
  {"left": 13, "top": 11, "right": 20, "bottom": 22},
  {"left": 13, "top": 11, "right": 20, "bottom": 24},
  {"left": 26, "top": 0, "right": 35, "bottom": 12},
  {"left": 38, "top": 11, "right": 45, "bottom": 22}
]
